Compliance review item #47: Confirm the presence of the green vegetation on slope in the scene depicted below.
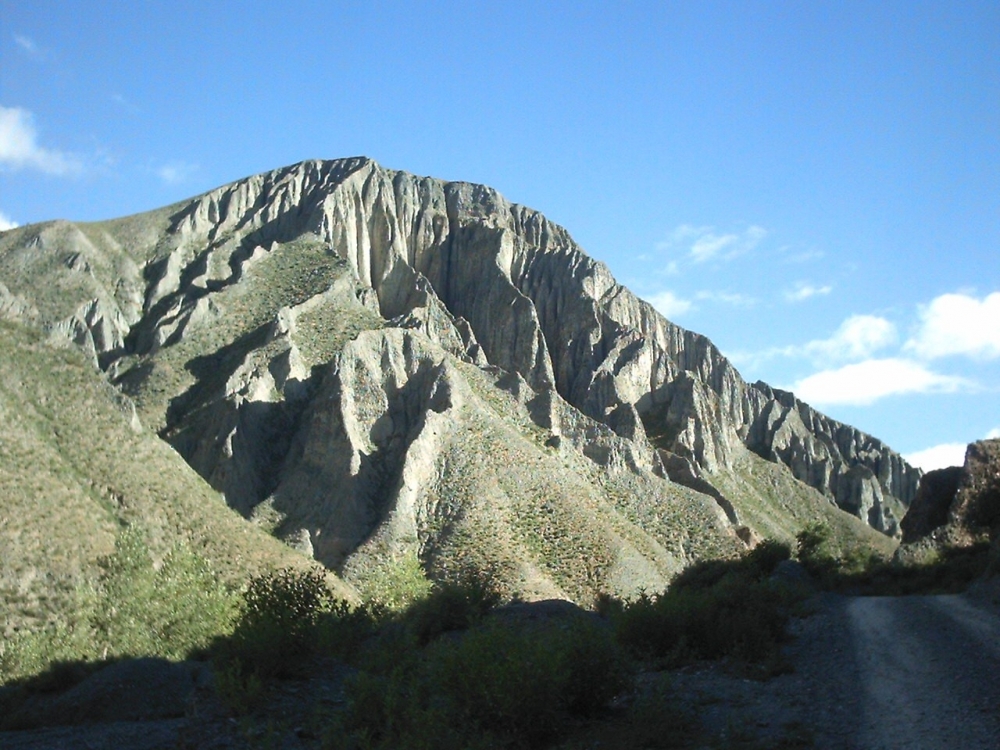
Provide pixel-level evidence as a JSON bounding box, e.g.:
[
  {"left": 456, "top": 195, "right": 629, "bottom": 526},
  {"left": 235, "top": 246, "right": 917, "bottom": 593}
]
[
  {"left": 0, "top": 320, "right": 348, "bottom": 643},
  {"left": 1, "top": 527, "right": 238, "bottom": 685},
  {"left": 709, "top": 450, "right": 899, "bottom": 560}
]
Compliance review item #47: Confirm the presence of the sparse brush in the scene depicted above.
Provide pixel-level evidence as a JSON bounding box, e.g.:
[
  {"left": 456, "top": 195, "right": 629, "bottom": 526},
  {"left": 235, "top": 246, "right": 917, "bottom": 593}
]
[
  {"left": 796, "top": 522, "right": 992, "bottom": 595},
  {"left": 342, "top": 615, "right": 630, "bottom": 749},
  {"left": 400, "top": 576, "right": 502, "bottom": 645},
  {"left": 1, "top": 526, "right": 238, "bottom": 687},
  {"left": 220, "top": 567, "right": 332, "bottom": 679},
  {"left": 611, "top": 541, "right": 797, "bottom": 668}
]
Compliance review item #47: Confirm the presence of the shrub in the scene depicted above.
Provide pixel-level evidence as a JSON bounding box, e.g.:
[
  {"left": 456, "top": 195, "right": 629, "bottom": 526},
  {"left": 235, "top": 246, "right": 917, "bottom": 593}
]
[
  {"left": 2, "top": 527, "right": 236, "bottom": 690},
  {"left": 354, "top": 550, "right": 432, "bottom": 612},
  {"left": 314, "top": 599, "right": 381, "bottom": 663},
  {"left": 795, "top": 521, "right": 990, "bottom": 595},
  {"left": 795, "top": 523, "right": 833, "bottom": 575},
  {"left": 0, "top": 617, "right": 98, "bottom": 689},
  {"left": 342, "top": 616, "right": 630, "bottom": 748},
  {"left": 91, "top": 529, "right": 237, "bottom": 661},
  {"left": 612, "top": 541, "right": 796, "bottom": 667},
  {"left": 224, "top": 567, "right": 331, "bottom": 679},
  {"left": 240, "top": 567, "right": 329, "bottom": 636},
  {"left": 670, "top": 540, "right": 792, "bottom": 594},
  {"left": 614, "top": 580, "right": 790, "bottom": 667},
  {"left": 746, "top": 538, "right": 793, "bottom": 576},
  {"left": 400, "top": 576, "right": 502, "bottom": 646}
]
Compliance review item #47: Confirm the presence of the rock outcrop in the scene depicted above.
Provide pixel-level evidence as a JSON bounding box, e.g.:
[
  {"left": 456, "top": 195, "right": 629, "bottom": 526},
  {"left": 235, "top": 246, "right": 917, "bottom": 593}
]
[
  {"left": 900, "top": 466, "right": 964, "bottom": 543},
  {"left": 105, "top": 160, "right": 915, "bottom": 518},
  {"left": 900, "top": 439, "right": 1000, "bottom": 544},
  {"left": 0, "top": 157, "right": 921, "bottom": 600},
  {"left": 949, "top": 439, "right": 1000, "bottom": 532}
]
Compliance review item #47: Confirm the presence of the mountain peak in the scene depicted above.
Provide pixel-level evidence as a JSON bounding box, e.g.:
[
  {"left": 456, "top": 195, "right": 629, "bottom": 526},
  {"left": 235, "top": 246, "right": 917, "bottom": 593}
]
[{"left": 0, "top": 158, "right": 915, "bottom": 605}]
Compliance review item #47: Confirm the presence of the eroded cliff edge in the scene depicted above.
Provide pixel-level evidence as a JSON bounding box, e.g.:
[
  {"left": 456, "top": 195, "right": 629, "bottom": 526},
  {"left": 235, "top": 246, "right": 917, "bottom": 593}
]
[{"left": 0, "top": 157, "right": 917, "bottom": 596}]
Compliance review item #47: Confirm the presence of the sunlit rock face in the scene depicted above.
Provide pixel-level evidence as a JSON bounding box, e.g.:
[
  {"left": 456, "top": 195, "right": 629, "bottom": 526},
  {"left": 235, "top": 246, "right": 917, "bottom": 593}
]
[{"left": 0, "top": 157, "right": 920, "bottom": 599}]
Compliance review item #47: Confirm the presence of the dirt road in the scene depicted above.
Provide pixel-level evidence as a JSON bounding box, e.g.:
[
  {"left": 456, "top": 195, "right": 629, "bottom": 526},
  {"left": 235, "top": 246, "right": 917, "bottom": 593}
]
[
  {"left": 667, "top": 580, "right": 1000, "bottom": 749},
  {"left": 790, "top": 583, "right": 1000, "bottom": 749}
]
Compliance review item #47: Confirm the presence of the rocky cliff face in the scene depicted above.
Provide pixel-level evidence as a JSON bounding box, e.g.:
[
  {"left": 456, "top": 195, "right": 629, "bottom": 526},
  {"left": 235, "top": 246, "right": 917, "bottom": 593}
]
[
  {"left": 0, "top": 157, "right": 917, "bottom": 599},
  {"left": 901, "top": 439, "right": 1000, "bottom": 545}
]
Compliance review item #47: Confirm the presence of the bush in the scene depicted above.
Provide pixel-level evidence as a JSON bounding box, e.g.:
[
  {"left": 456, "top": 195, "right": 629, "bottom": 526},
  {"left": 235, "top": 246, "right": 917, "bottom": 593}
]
[
  {"left": 354, "top": 550, "right": 432, "bottom": 612},
  {"left": 224, "top": 567, "right": 331, "bottom": 679},
  {"left": 795, "top": 521, "right": 990, "bottom": 595},
  {"left": 612, "top": 541, "right": 796, "bottom": 667},
  {"left": 2, "top": 527, "right": 237, "bottom": 687},
  {"left": 795, "top": 523, "right": 833, "bottom": 575},
  {"left": 91, "top": 528, "right": 237, "bottom": 662},
  {"left": 670, "top": 540, "right": 791, "bottom": 595},
  {"left": 342, "top": 616, "right": 630, "bottom": 749},
  {"left": 241, "top": 567, "right": 328, "bottom": 635},
  {"left": 614, "top": 580, "right": 790, "bottom": 666},
  {"left": 400, "top": 577, "right": 502, "bottom": 646},
  {"left": 746, "top": 538, "right": 793, "bottom": 575},
  {"left": 0, "top": 618, "right": 98, "bottom": 689}
]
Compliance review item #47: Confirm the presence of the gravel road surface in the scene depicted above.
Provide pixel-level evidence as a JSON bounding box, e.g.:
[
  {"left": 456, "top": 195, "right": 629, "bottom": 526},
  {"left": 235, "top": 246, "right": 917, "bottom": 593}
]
[{"left": 669, "top": 580, "right": 1000, "bottom": 749}]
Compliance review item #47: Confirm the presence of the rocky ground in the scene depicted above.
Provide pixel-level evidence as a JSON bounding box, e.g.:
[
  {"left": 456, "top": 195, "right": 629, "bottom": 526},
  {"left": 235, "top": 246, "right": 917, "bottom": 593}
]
[{"left": 3, "top": 579, "right": 999, "bottom": 749}]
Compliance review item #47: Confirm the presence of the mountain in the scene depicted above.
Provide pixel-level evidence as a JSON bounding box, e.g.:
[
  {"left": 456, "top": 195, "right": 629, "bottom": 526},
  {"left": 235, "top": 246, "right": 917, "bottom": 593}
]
[{"left": 0, "top": 157, "right": 911, "bottom": 627}]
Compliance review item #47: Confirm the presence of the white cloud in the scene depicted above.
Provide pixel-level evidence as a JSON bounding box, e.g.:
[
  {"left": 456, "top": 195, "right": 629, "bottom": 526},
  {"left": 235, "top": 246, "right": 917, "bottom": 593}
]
[
  {"left": 904, "top": 443, "right": 968, "bottom": 472},
  {"left": 646, "top": 290, "right": 693, "bottom": 319},
  {"left": 0, "top": 211, "right": 18, "bottom": 231},
  {"left": 905, "top": 292, "right": 1000, "bottom": 360},
  {"left": 660, "top": 223, "right": 767, "bottom": 264},
  {"left": 803, "top": 314, "right": 897, "bottom": 364},
  {"left": 781, "top": 247, "right": 825, "bottom": 264},
  {"left": 0, "top": 106, "right": 81, "bottom": 175},
  {"left": 156, "top": 161, "right": 198, "bottom": 184},
  {"left": 746, "top": 225, "right": 767, "bottom": 241},
  {"left": 695, "top": 290, "right": 756, "bottom": 307},
  {"left": 14, "top": 35, "right": 38, "bottom": 53},
  {"left": 732, "top": 313, "right": 898, "bottom": 372},
  {"left": 790, "top": 358, "right": 971, "bottom": 406},
  {"left": 690, "top": 232, "right": 739, "bottom": 262},
  {"left": 785, "top": 281, "right": 833, "bottom": 302},
  {"left": 661, "top": 260, "right": 680, "bottom": 276},
  {"left": 987, "top": 427, "right": 1000, "bottom": 439}
]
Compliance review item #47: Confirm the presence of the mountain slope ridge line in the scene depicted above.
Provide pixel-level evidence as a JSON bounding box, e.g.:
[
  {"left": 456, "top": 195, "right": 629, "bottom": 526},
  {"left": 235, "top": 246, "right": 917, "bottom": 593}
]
[{"left": 0, "top": 156, "right": 915, "bottom": 604}]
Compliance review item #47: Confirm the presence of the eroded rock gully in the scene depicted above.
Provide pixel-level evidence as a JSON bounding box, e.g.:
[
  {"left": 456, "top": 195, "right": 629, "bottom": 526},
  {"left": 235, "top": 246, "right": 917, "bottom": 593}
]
[
  {"left": 0, "top": 157, "right": 922, "bottom": 587},
  {"left": 149, "top": 159, "right": 916, "bottom": 525}
]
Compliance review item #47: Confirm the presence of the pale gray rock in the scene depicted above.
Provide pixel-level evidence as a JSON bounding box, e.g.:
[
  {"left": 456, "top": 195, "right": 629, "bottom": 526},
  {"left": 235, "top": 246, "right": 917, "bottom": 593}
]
[{"left": 0, "top": 156, "right": 921, "bottom": 570}]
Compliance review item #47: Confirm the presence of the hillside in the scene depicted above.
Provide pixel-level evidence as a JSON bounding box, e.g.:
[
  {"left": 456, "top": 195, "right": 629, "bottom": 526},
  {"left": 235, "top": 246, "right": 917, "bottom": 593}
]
[
  {"left": 0, "top": 321, "right": 349, "bottom": 639},
  {"left": 0, "top": 157, "right": 908, "bottom": 628}
]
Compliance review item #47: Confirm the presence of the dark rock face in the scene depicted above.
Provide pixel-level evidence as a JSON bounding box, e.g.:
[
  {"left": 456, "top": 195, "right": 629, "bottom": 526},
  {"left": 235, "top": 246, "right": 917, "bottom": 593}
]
[
  {"left": 900, "top": 439, "right": 1000, "bottom": 543},
  {"left": 950, "top": 440, "right": 1000, "bottom": 531},
  {"left": 901, "top": 466, "right": 963, "bottom": 543},
  {"left": 3, "top": 659, "right": 210, "bottom": 729}
]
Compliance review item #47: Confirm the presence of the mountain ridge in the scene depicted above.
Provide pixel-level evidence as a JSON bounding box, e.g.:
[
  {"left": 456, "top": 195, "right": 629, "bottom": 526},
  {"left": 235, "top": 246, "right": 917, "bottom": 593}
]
[{"left": 0, "top": 156, "right": 913, "bottom": 610}]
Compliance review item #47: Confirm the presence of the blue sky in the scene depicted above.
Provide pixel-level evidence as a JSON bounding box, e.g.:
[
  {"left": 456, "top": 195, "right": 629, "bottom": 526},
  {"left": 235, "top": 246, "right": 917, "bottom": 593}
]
[{"left": 1, "top": 1, "right": 998, "bottom": 470}]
